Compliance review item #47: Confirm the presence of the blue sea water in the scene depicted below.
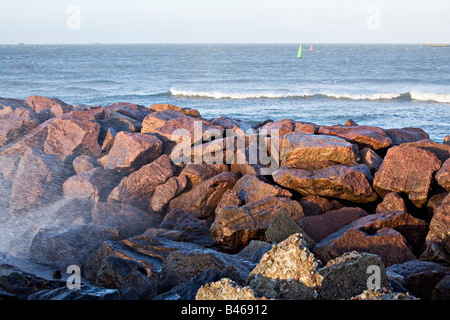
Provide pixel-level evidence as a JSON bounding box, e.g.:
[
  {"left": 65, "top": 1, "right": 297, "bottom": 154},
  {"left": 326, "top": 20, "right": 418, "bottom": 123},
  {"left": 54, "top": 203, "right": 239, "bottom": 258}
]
[{"left": 0, "top": 43, "right": 449, "bottom": 141}]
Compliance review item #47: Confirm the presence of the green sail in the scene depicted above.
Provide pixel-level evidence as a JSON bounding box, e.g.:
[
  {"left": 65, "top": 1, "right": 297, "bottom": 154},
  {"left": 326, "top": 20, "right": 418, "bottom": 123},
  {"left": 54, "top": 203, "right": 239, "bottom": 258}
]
[{"left": 297, "top": 44, "right": 302, "bottom": 59}]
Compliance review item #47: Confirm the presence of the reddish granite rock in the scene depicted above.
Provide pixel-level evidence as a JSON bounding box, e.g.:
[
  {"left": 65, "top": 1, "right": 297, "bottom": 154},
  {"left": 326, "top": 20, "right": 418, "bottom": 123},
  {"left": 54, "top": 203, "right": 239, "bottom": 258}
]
[
  {"left": 149, "top": 175, "right": 188, "bottom": 212},
  {"left": 63, "top": 167, "right": 121, "bottom": 202},
  {"left": 232, "top": 173, "right": 291, "bottom": 205},
  {"left": 210, "top": 116, "right": 253, "bottom": 135},
  {"left": 9, "top": 147, "right": 69, "bottom": 212},
  {"left": 99, "top": 131, "right": 163, "bottom": 173},
  {"left": 400, "top": 139, "right": 450, "bottom": 163},
  {"left": 421, "top": 193, "right": 450, "bottom": 264},
  {"left": 318, "top": 124, "right": 392, "bottom": 150},
  {"left": 104, "top": 102, "right": 150, "bottom": 122},
  {"left": 373, "top": 146, "right": 441, "bottom": 208},
  {"left": 179, "top": 163, "right": 229, "bottom": 187},
  {"left": 210, "top": 196, "right": 304, "bottom": 251},
  {"left": 294, "top": 121, "right": 319, "bottom": 134},
  {"left": 107, "top": 154, "right": 174, "bottom": 210},
  {"left": 25, "top": 95, "right": 73, "bottom": 118},
  {"left": 279, "top": 131, "right": 358, "bottom": 166},
  {"left": 313, "top": 211, "right": 428, "bottom": 266},
  {"left": 169, "top": 171, "right": 239, "bottom": 219},
  {"left": 299, "top": 207, "right": 369, "bottom": 243},
  {"left": 298, "top": 195, "right": 344, "bottom": 216},
  {"left": 72, "top": 155, "right": 97, "bottom": 175},
  {"left": 273, "top": 163, "right": 378, "bottom": 203},
  {"left": 150, "top": 103, "right": 201, "bottom": 118},
  {"left": 444, "top": 135, "right": 450, "bottom": 146},
  {"left": 100, "top": 110, "right": 142, "bottom": 134},
  {"left": 258, "top": 118, "right": 296, "bottom": 136},
  {"left": 384, "top": 127, "right": 430, "bottom": 146},
  {"left": 435, "top": 159, "right": 450, "bottom": 192},
  {"left": 43, "top": 111, "right": 102, "bottom": 162},
  {"left": 345, "top": 119, "right": 358, "bottom": 126},
  {"left": 376, "top": 192, "right": 408, "bottom": 213},
  {"left": 0, "top": 107, "right": 41, "bottom": 148},
  {"left": 141, "top": 110, "right": 188, "bottom": 133},
  {"left": 359, "top": 147, "right": 383, "bottom": 174}
]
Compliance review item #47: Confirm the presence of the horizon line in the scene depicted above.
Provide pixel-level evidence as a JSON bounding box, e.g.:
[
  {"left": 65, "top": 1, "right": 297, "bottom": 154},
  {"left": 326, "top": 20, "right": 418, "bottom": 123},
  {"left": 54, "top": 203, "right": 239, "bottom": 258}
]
[{"left": 3, "top": 42, "right": 450, "bottom": 46}]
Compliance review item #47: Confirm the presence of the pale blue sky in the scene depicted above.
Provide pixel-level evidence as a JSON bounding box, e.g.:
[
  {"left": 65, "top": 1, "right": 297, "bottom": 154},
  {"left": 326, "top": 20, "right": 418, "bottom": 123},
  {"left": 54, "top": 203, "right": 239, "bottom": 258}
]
[{"left": 1, "top": 0, "right": 449, "bottom": 44}]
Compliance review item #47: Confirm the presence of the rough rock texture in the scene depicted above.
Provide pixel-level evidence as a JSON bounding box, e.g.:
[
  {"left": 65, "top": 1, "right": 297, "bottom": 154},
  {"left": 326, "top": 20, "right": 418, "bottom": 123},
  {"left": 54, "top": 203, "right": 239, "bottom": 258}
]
[
  {"left": 149, "top": 103, "right": 201, "bottom": 118},
  {"left": 436, "top": 159, "right": 450, "bottom": 192},
  {"left": 72, "top": 155, "right": 97, "bottom": 175},
  {"left": 279, "top": 131, "right": 358, "bottom": 165},
  {"left": 376, "top": 192, "right": 408, "bottom": 213},
  {"left": 0, "top": 107, "right": 41, "bottom": 148},
  {"left": 210, "top": 197, "right": 305, "bottom": 251},
  {"left": 319, "top": 251, "right": 390, "bottom": 300},
  {"left": 149, "top": 175, "right": 188, "bottom": 212},
  {"left": 246, "top": 233, "right": 322, "bottom": 300},
  {"left": 318, "top": 125, "right": 392, "bottom": 150},
  {"left": 169, "top": 171, "right": 239, "bottom": 219},
  {"left": 43, "top": 111, "right": 101, "bottom": 162},
  {"left": 384, "top": 127, "right": 430, "bottom": 146},
  {"left": 314, "top": 211, "right": 428, "bottom": 266},
  {"left": 400, "top": 139, "right": 450, "bottom": 163},
  {"left": 265, "top": 212, "right": 314, "bottom": 247},
  {"left": 359, "top": 147, "right": 383, "bottom": 174},
  {"left": 179, "top": 163, "right": 229, "bottom": 188},
  {"left": 99, "top": 131, "right": 163, "bottom": 173},
  {"left": 107, "top": 154, "right": 174, "bottom": 210},
  {"left": 298, "top": 195, "right": 344, "bottom": 217},
  {"left": 196, "top": 278, "right": 258, "bottom": 300},
  {"left": 299, "top": 207, "right": 369, "bottom": 243},
  {"left": 273, "top": 163, "right": 378, "bottom": 203},
  {"left": 373, "top": 146, "right": 441, "bottom": 208},
  {"left": 25, "top": 95, "right": 73, "bottom": 118}
]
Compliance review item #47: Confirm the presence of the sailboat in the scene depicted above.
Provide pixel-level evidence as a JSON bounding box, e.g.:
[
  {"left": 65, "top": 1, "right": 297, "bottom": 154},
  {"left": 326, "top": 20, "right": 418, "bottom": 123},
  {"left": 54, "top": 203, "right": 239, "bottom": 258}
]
[
  {"left": 310, "top": 44, "right": 313, "bottom": 51},
  {"left": 297, "top": 44, "right": 303, "bottom": 59}
]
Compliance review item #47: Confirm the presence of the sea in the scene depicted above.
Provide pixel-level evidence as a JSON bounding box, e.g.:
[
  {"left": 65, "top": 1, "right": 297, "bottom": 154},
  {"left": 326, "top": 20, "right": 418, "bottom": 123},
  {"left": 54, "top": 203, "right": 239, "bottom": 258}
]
[{"left": 0, "top": 43, "right": 449, "bottom": 142}]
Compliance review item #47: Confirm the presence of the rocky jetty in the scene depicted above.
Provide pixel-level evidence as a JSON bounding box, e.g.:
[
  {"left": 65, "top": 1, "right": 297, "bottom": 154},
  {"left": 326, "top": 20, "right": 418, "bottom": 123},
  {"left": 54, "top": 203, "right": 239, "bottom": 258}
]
[{"left": 0, "top": 96, "right": 449, "bottom": 300}]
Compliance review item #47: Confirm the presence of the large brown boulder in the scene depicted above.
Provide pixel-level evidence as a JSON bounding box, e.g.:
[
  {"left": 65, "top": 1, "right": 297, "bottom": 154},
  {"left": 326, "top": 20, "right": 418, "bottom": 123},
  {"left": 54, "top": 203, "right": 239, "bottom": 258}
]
[
  {"left": 99, "top": 131, "right": 163, "bottom": 173},
  {"left": 179, "top": 163, "right": 229, "bottom": 187},
  {"left": 9, "top": 147, "right": 69, "bottom": 212},
  {"left": 400, "top": 139, "right": 450, "bottom": 163},
  {"left": 421, "top": 193, "right": 450, "bottom": 264},
  {"left": 384, "top": 127, "right": 430, "bottom": 146},
  {"left": 273, "top": 163, "right": 378, "bottom": 203},
  {"left": 259, "top": 118, "right": 296, "bottom": 136},
  {"left": 210, "top": 196, "right": 305, "bottom": 251},
  {"left": 232, "top": 173, "right": 291, "bottom": 205},
  {"left": 43, "top": 111, "right": 102, "bottom": 162},
  {"left": 313, "top": 211, "right": 428, "bottom": 266},
  {"left": 25, "top": 95, "right": 73, "bottom": 118},
  {"left": 375, "top": 192, "right": 408, "bottom": 213},
  {"left": 318, "top": 125, "right": 392, "bottom": 150},
  {"left": 141, "top": 110, "right": 189, "bottom": 134},
  {"left": 279, "top": 132, "right": 358, "bottom": 165},
  {"left": 435, "top": 159, "right": 450, "bottom": 192},
  {"left": 149, "top": 103, "right": 201, "bottom": 118},
  {"left": 0, "top": 107, "right": 41, "bottom": 148},
  {"left": 299, "top": 207, "right": 369, "bottom": 243},
  {"left": 168, "top": 171, "right": 239, "bottom": 219},
  {"left": 149, "top": 175, "right": 188, "bottom": 212},
  {"left": 107, "top": 154, "right": 174, "bottom": 210},
  {"left": 373, "top": 146, "right": 441, "bottom": 208}
]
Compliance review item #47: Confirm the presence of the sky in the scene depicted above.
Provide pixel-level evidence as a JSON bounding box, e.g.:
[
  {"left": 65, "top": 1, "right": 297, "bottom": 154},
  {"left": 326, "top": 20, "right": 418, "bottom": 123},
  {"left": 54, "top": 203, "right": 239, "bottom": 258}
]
[{"left": 0, "top": 0, "right": 449, "bottom": 44}]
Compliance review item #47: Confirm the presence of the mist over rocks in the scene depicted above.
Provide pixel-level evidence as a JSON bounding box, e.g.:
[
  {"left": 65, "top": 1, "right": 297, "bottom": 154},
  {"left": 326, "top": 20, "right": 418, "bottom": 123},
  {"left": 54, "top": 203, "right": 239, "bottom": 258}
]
[{"left": 0, "top": 96, "right": 449, "bottom": 300}]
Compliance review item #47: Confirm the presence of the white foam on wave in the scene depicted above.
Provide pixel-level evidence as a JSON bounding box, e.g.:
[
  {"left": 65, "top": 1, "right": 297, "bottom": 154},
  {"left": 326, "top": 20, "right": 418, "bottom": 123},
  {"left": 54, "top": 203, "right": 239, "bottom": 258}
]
[
  {"left": 170, "top": 88, "right": 450, "bottom": 103},
  {"left": 410, "top": 91, "right": 450, "bottom": 103}
]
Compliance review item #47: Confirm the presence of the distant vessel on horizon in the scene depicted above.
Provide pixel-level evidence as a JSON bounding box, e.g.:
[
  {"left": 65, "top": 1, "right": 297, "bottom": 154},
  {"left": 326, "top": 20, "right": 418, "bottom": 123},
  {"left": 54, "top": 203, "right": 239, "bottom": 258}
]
[{"left": 297, "top": 44, "right": 302, "bottom": 59}]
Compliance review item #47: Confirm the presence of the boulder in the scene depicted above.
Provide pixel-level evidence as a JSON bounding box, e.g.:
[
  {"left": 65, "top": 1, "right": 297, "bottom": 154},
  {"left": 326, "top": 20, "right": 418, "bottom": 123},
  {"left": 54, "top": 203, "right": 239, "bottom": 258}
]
[
  {"left": 100, "top": 127, "right": 117, "bottom": 153},
  {"left": 0, "top": 107, "right": 41, "bottom": 148},
  {"left": 158, "top": 249, "right": 254, "bottom": 292},
  {"left": 232, "top": 173, "right": 291, "bottom": 205},
  {"left": 169, "top": 171, "right": 239, "bottom": 219},
  {"left": 99, "top": 131, "right": 163, "bottom": 173},
  {"left": 279, "top": 131, "right": 358, "bottom": 165},
  {"left": 107, "top": 154, "right": 174, "bottom": 210},
  {"left": 421, "top": 193, "right": 450, "bottom": 264},
  {"left": 373, "top": 146, "right": 441, "bottom": 208},
  {"left": 237, "top": 240, "right": 272, "bottom": 264},
  {"left": 444, "top": 135, "right": 450, "bottom": 146},
  {"left": 72, "top": 155, "right": 97, "bottom": 175},
  {"left": 400, "top": 139, "right": 450, "bottom": 163},
  {"left": 246, "top": 233, "right": 322, "bottom": 300},
  {"left": 179, "top": 163, "right": 229, "bottom": 188},
  {"left": 259, "top": 118, "right": 296, "bottom": 136},
  {"left": 345, "top": 119, "right": 358, "bottom": 126},
  {"left": 90, "top": 202, "right": 163, "bottom": 238},
  {"left": 313, "top": 211, "right": 428, "bottom": 266},
  {"left": 273, "top": 163, "right": 378, "bottom": 203},
  {"left": 29, "top": 224, "right": 121, "bottom": 268},
  {"left": 149, "top": 103, "right": 201, "bottom": 118},
  {"left": 298, "top": 195, "right": 344, "bottom": 216},
  {"left": 295, "top": 121, "right": 319, "bottom": 134},
  {"left": 215, "top": 189, "right": 242, "bottom": 213},
  {"left": 427, "top": 193, "right": 447, "bottom": 219},
  {"left": 9, "top": 147, "right": 69, "bottom": 212},
  {"left": 196, "top": 278, "right": 259, "bottom": 300},
  {"left": 100, "top": 110, "right": 142, "bottom": 134},
  {"left": 299, "top": 207, "right": 369, "bottom": 243},
  {"left": 149, "top": 175, "right": 188, "bottom": 212},
  {"left": 210, "top": 197, "right": 304, "bottom": 251},
  {"left": 63, "top": 167, "right": 121, "bottom": 202},
  {"left": 319, "top": 251, "right": 390, "bottom": 300},
  {"left": 210, "top": 116, "right": 253, "bottom": 135},
  {"left": 375, "top": 192, "right": 408, "bottom": 213},
  {"left": 104, "top": 102, "right": 150, "bottom": 122},
  {"left": 431, "top": 275, "right": 450, "bottom": 300},
  {"left": 265, "top": 212, "right": 315, "bottom": 247},
  {"left": 43, "top": 111, "right": 102, "bottom": 162},
  {"left": 435, "top": 159, "right": 450, "bottom": 192},
  {"left": 384, "top": 127, "right": 430, "bottom": 146},
  {"left": 359, "top": 147, "right": 383, "bottom": 174},
  {"left": 141, "top": 110, "right": 187, "bottom": 133},
  {"left": 318, "top": 125, "right": 392, "bottom": 150},
  {"left": 25, "top": 95, "right": 73, "bottom": 118}
]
